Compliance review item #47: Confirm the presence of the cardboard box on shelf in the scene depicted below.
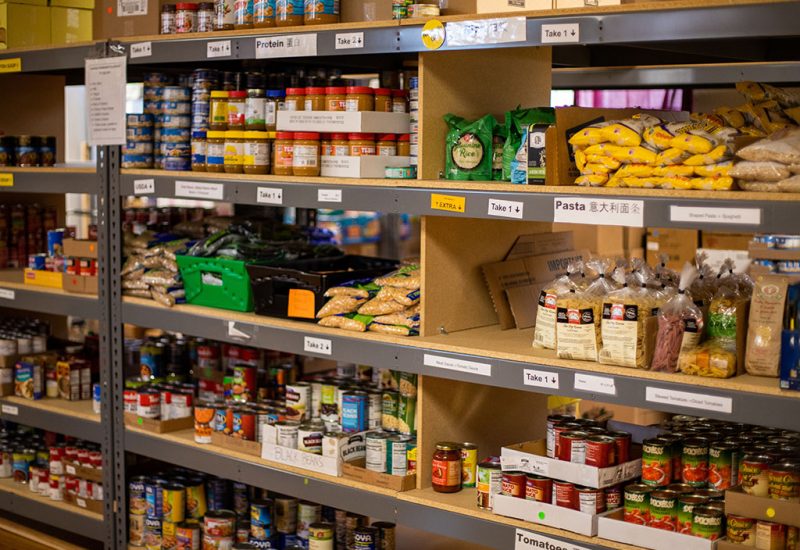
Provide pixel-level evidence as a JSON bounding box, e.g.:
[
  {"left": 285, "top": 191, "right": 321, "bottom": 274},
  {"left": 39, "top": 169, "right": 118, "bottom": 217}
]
[
  {"left": 646, "top": 228, "right": 699, "bottom": 269},
  {"left": 261, "top": 424, "right": 366, "bottom": 477},
  {"left": 93, "top": 0, "right": 160, "bottom": 39},
  {"left": 63, "top": 274, "right": 97, "bottom": 295},
  {"left": 555, "top": 224, "right": 624, "bottom": 257},
  {"left": 598, "top": 508, "right": 719, "bottom": 550},
  {"left": 493, "top": 493, "right": 599, "bottom": 536},
  {"left": 441, "top": 0, "right": 552, "bottom": 14},
  {"left": 0, "top": 368, "right": 11, "bottom": 396},
  {"left": 277, "top": 111, "right": 410, "bottom": 135},
  {"left": 50, "top": 6, "right": 91, "bottom": 44},
  {"left": 124, "top": 412, "right": 193, "bottom": 433},
  {"left": 0, "top": 2, "right": 51, "bottom": 49},
  {"left": 50, "top": 0, "right": 93, "bottom": 8},
  {"left": 211, "top": 431, "right": 261, "bottom": 458},
  {"left": 725, "top": 486, "right": 800, "bottom": 528},
  {"left": 23, "top": 268, "right": 63, "bottom": 288},
  {"left": 341, "top": 458, "right": 416, "bottom": 492},
  {"left": 505, "top": 231, "right": 574, "bottom": 261},
  {"left": 702, "top": 232, "right": 753, "bottom": 251},
  {"left": 63, "top": 460, "right": 102, "bottom": 483},
  {"left": 341, "top": 0, "right": 392, "bottom": 22},
  {"left": 63, "top": 238, "right": 98, "bottom": 259},
  {"left": 578, "top": 401, "right": 667, "bottom": 427}
]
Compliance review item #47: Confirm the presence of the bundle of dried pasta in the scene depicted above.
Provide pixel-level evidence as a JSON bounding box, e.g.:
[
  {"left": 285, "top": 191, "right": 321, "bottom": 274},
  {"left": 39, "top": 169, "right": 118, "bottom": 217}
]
[
  {"left": 533, "top": 264, "right": 578, "bottom": 350},
  {"left": 651, "top": 263, "right": 704, "bottom": 373},
  {"left": 598, "top": 269, "right": 652, "bottom": 368},
  {"left": 121, "top": 236, "right": 190, "bottom": 308}
]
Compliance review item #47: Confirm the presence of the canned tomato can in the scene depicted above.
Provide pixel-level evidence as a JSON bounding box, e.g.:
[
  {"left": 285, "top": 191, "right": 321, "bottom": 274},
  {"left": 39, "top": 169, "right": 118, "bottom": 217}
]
[
  {"left": 235, "top": 520, "right": 250, "bottom": 543},
  {"left": 501, "top": 471, "right": 526, "bottom": 498},
  {"left": 692, "top": 505, "right": 724, "bottom": 540},
  {"left": 381, "top": 390, "right": 399, "bottom": 433},
  {"left": 297, "top": 500, "right": 321, "bottom": 540},
  {"left": 642, "top": 438, "right": 672, "bottom": 487},
  {"left": 366, "top": 431, "right": 389, "bottom": 473},
  {"left": 367, "top": 389, "right": 382, "bottom": 431},
  {"left": 649, "top": 489, "right": 679, "bottom": 531},
  {"left": 681, "top": 437, "right": 709, "bottom": 487},
  {"left": 129, "top": 475, "right": 148, "bottom": 515},
  {"left": 175, "top": 520, "right": 200, "bottom": 550},
  {"left": 371, "top": 521, "right": 395, "bottom": 550},
  {"left": 276, "top": 420, "right": 300, "bottom": 448},
  {"left": 130, "top": 513, "right": 146, "bottom": 546},
  {"left": 298, "top": 423, "right": 324, "bottom": 455},
  {"left": 250, "top": 499, "right": 273, "bottom": 540},
  {"left": 341, "top": 391, "right": 368, "bottom": 433},
  {"left": 460, "top": 443, "right": 478, "bottom": 488},
  {"left": 709, "top": 441, "right": 739, "bottom": 490},
  {"left": 184, "top": 478, "right": 207, "bottom": 519},
  {"left": 285, "top": 381, "right": 312, "bottom": 422},
  {"left": 554, "top": 480, "right": 578, "bottom": 510},
  {"left": 124, "top": 387, "right": 139, "bottom": 414},
  {"left": 726, "top": 514, "right": 756, "bottom": 545},
  {"left": 144, "top": 517, "right": 162, "bottom": 550},
  {"left": 397, "top": 393, "right": 416, "bottom": 436},
  {"left": 558, "top": 430, "right": 588, "bottom": 464},
  {"left": 624, "top": 484, "right": 652, "bottom": 525},
  {"left": 546, "top": 414, "right": 575, "bottom": 459},
  {"left": 577, "top": 486, "right": 606, "bottom": 514},
  {"left": 768, "top": 462, "right": 800, "bottom": 502},
  {"left": 585, "top": 435, "right": 617, "bottom": 467},
  {"left": 787, "top": 526, "right": 798, "bottom": 550},
  {"left": 476, "top": 460, "right": 502, "bottom": 510},
  {"left": 231, "top": 408, "right": 257, "bottom": 440},
  {"left": 275, "top": 496, "right": 298, "bottom": 534},
  {"left": 145, "top": 479, "right": 167, "bottom": 519},
  {"left": 525, "top": 474, "right": 552, "bottom": 504},
  {"left": 740, "top": 454, "right": 773, "bottom": 497},
  {"left": 605, "top": 484, "right": 622, "bottom": 510},
  {"left": 387, "top": 435, "right": 411, "bottom": 476},
  {"left": 163, "top": 483, "right": 186, "bottom": 523},
  {"left": 138, "top": 388, "right": 161, "bottom": 419},
  {"left": 676, "top": 495, "right": 708, "bottom": 534},
  {"left": 205, "top": 509, "right": 236, "bottom": 537},
  {"left": 309, "top": 522, "right": 334, "bottom": 549},
  {"left": 352, "top": 526, "right": 378, "bottom": 549}
]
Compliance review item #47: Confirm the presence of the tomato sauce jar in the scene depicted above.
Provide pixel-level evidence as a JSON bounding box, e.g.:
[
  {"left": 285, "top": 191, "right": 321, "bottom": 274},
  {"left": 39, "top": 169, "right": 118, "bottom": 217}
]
[{"left": 432, "top": 442, "right": 461, "bottom": 493}]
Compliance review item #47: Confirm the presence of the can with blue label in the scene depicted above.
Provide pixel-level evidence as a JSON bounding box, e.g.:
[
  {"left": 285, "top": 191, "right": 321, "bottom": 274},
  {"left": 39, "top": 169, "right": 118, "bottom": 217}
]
[
  {"left": 127, "top": 113, "right": 154, "bottom": 127},
  {"left": 28, "top": 253, "right": 46, "bottom": 270},
  {"left": 92, "top": 383, "right": 101, "bottom": 414},
  {"left": 250, "top": 498, "right": 273, "bottom": 540},
  {"left": 145, "top": 478, "right": 167, "bottom": 519},
  {"left": 341, "top": 391, "right": 368, "bottom": 433},
  {"left": 206, "top": 478, "right": 231, "bottom": 512},
  {"left": 164, "top": 157, "right": 192, "bottom": 171},
  {"left": 47, "top": 229, "right": 64, "bottom": 257}
]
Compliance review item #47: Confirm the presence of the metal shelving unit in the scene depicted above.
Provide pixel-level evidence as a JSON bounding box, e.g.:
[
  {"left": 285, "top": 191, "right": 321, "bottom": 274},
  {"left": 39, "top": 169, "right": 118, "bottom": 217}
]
[
  {"left": 0, "top": 280, "right": 101, "bottom": 318},
  {"left": 0, "top": 167, "right": 100, "bottom": 195},
  {"left": 0, "top": 397, "right": 102, "bottom": 443}
]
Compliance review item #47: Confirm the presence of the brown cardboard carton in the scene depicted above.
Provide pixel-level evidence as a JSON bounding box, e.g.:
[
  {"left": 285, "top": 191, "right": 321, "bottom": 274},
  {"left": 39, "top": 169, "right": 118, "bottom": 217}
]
[
  {"left": 646, "top": 228, "right": 699, "bottom": 269},
  {"left": 124, "top": 412, "right": 193, "bottom": 433},
  {"left": 341, "top": 0, "right": 392, "bottom": 22},
  {"left": 93, "top": 0, "right": 161, "bottom": 39},
  {"left": 749, "top": 241, "right": 800, "bottom": 261},
  {"left": 211, "top": 431, "right": 261, "bottom": 457},
  {"left": 63, "top": 238, "right": 98, "bottom": 259},
  {"left": 725, "top": 486, "right": 800, "bottom": 528},
  {"left": 555, "top": 224, "right": 624, "bottom": 256},
  {"left": 505, "top": 231, "right": 574, "bottom": 260},
  {"left": 50, "top": 6, "right": 92, "bottom": 44},
  {"left": 701, "top": 232, "right": 753, "bottom": 251},
  {"left": 341, "top": 458, "right": 416, "bottom": 491},
  {"left": 440, "top": 0, "right": 553, "bottom": 14}
]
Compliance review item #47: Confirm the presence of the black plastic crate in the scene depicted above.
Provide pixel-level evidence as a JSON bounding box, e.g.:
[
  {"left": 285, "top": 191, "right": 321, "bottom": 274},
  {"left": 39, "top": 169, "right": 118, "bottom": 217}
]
[{"left": 247, "top": 255, "right": 399, "bottom": 321}]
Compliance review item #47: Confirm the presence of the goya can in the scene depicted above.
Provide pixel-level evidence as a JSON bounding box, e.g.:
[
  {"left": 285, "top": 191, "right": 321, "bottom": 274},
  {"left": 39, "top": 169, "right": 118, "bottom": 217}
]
[
  {"left": 681, "top": 438, "right": 709, "bottom": 487},
  {"left": 308, "top": 522, "right": 334, "bottom": 550},
  {"left": 397, "top": 394, "right": 416, "bottom": 436},
  {"left": 460, "top": 443, "right": 478, "bottom": 488},
  {"left": 145, "top": 479, "right": 167, "bottom": 519},
  {"left": 144, "top": 517, "right": 162, "bottom": 550},
  {"left": 352, "top": 526, "right": 378, "bottom": 550},
  {"left": 250, "top": 499, "right": 273, "bottom": 540},
  {"left": 624, "top": 484, "right": 652, "bottom": 525},
  {"left": 130, "top": 514, "right": 146, "bottom": 546},
  {"left": 129, "top": 475, "right": 148, "bottom": 515},
  {"left": 642, "top": 438, "right": 672, "bottom": 487},
  {"left": 163, "top": 483, "right": 186, "bottom": 523},
  {"left": 185, "top": 478, "right": 207, "bottom": 519},
  {"left": 372, "top": 521, "right": 395, "bottom": 550},
  {"left": 677, "top": 495, "right": 708, "bottom": 534},
  {"left": 476, "top": 460, "right": 502, "bottom": 510},
  {"left": 768, "top": 462, "right": 800, "bottom": 502},
  {"left": 691, "top": 505, "right": 724, "bottom": 540},
  {"left": 525, "top": 475, "right": 552, "bottom": 504},
  {"left": 648, "top": 489, "right": 679, "bottom": 531},
  {"left": 708, "top": 441, "right": 739, "bottom": 491},
  {"left": 726, "top": 514, "right": 756, "bottom": 545}
]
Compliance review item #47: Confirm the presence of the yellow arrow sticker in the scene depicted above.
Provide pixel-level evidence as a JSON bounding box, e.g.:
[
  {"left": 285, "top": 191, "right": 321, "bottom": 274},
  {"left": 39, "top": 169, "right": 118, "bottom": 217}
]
[
  {"left": 0, "top": 174, "right": 12, "bottom": 187},
  {"left": 431, "top": 193, "right": 465, "bottom": 213},
  {"left": 422, "top": 20, "right": 446, "bottom": 50},
  {"left": 0, "top": 58, "right": 22, "bottom": 73}
]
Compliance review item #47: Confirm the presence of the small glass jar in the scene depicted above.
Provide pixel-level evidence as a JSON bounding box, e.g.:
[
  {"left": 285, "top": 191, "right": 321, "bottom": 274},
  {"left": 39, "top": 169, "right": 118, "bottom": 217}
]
[
  {"left": 397, "top": 134, "right": 410, "bottom": 157},
  {"left": 274, "top": 132, "right": 294, "bottom": 176},
  {"left": 304, "top": 87, "right": 326, "bottom": 111},
  {"left": 245, "top": 89, "right": 266, "bottom": 130},
  {"left": 191, "top": 130, "right": 207, "bottom": 171},
  {"left": 254, "top": 0, "right": 276, "bottom": 27},
  {"left": 284, "top": 88, "right": 305, "bottom": 112},
  {"left": 304, "top": 0, "right": 339, "bottom": 25},
  {"left": 320, "top": 134, "right": 332, "bottom": 157},
  {"left": 345, "top": 86, "right": 374, "bottom": 112},
  {"left": 243, "top": 131, "right": 271, "bottom": 175},
  {"left": 325, "top": 86, "right": 346, "bottom": 112},
  {"left": 265, "top": 89, "right": 284, "bottom": 131},
  {"left": 227, "top": 91, "right": 247, "bottom": 130},
  {"left": 38, "top": 136, "right": 56, "bottom": 166},
  {"left": 374, "top": 88, "right": 392, "bottom": 112},
  {"left": 233, "top": 0, "right": 253, "bottom": 28},
  {"left": 330, "top": 133, "right": 348, "bottom": 156},
  {"left": 0, "top": 136, "right": 16, "bottom": 166},
  {"left": 432, "top": 442, "right": 462, "bottom": 494},
  {"left": 206, "top": 131, "right": 226, "bottom": 172},
  {"left": 223, "top": 131, "right": 244, "bottom": 174},
  {"left": 209, "top": 91, "right": 229, "bottom": 131},
  {"left": 197, "top": 2, "right": 215, "bottom": 31},
  {"left": 293, "top": 132, "right": 320, "bottom": 177},
  {"left": 214, "top": 0, "right": 234, "bottom": 29},
  {"left": 392, "top": 89, "right": 408, "bottom": 113},
  {"left": 160, "top": 3, "right": 176, "bottom": 34},
  {"left": 348, "top": 133, "right": 376, "bottom": 156},
  {"left": 175, "top": 3, "right": 198, "bottom": 33},
  {"left": 377, "top": 134, "right": 397, "bottom": 156},
  {"left": 16, "top": 136, "right": 40, "bottom": 167},
  {"left": 275, "top": 0, "right": 303, "bottom": 26}
]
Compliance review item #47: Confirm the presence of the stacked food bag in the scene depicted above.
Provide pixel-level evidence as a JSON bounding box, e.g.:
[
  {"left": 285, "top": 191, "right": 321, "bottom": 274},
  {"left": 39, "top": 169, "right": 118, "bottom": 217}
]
[
  {"left": 316, "top": 264, "right": 420, "bottom": 336},
  {"left": 121, "top": 233, "right": 191, "bottom": 307},
  {"left": 730, "top": 129, "right": 800, "bottom": 192}
]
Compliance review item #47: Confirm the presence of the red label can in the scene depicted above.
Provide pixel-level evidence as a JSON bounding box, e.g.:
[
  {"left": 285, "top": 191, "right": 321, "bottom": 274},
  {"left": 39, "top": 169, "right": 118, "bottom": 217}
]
[
  {"left": 123, "top": 388, "right": 138, "bottom": 414},
  {"left": 77, "top": 448, "right": 90, "bottom": 465},
  {"left": 558, "top": 431, "right": 588, "bottom": 464},
  {"left": 89, "top": 450, "right": 103, "bottom": 469},
  {"left": 501, "top": 472, "right": 526, "bottom": 498},
  {"left": 231, "top": 408, "right": 256, "bottom": 440},
  {"left": 554, "top": 480, "right": 577, "bottom": 510},
  {"left": 585, "top": 435, "right": 617, "bottom": 467},
  {"left": 609, "top": 431, "right": 632, "bottom": 464},
  {"left": 525, "top": 475, "right": 552, "bottom": 503},
  {"left": 605, "top": 484, "right": 623, "bottom": 509}
]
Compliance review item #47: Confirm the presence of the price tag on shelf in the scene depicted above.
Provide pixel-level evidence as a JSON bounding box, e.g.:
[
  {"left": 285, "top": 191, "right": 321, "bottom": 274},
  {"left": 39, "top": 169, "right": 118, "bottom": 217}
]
[
  {"left": 175, "top": 180, "right": 224, "bottom": 200},
  {"left": 541, "top": 23, "right": 580, "bottom": 44},
  {"left": 66, "top": 464, "right": 77, "bottom": 475},
  {"left": 133, "top": 178, "right": 155, "bottom": 195},
  {"left": 646, "top": 387, "right": 733, "bottom": 414},
  {"left": 553, "top": 197, "right": 644, "bottom": 227},
  {"left": 430, "top": 193, "right": 466, "bottom": 213},
  {"left": 446, "top": 17, "right": 526, "bottom": 47},
  {"left": 0, "top": 174, "right": 13, "bottom": 187},
  {"left": 515, "top": 529, "right": 592, "bottom": 550},
  {"left": 255, "top": 34, "right": 317, "bottom": 59},
  {"left": 0, "top": 289, "right": 14, "bottom": 300},
  {"left": 670, "top": 206, "right": 761, "bottom": 226},
  {"left": 424, "top": 354, "right": 491, "bottom": 377},
  {"left": 523, "top": 369, "right": 559, "bottom": 390},
  {"left": 257, "top": 187, "right": 283, "bottom": 205},
  {"left": 1, "top": 404, "right": 18, "bottom": 416},
  {"left": 318, "top": 189, "right": 342, "bottom": 203},
  {"left": 488, "top": 198, "right": 523, "bottom": 219},
  {"left": 0, "top": 58, "right": 21, "bottom": 73},
  {"left": 335, "top": 32, "right": 364, "bottom": 49},
  {"left": 129, "top": 42, "right": 152, "bottom": 59},
  {"left": 304, "top": 336, "right": 332, "bottom": 355},
  {"left": 76, "top": 497, "right": 87, "bottom": 508},
  {"left": 207, "top": 40, "right": 232, "bottom": 58},
  {"left": 574, "top": 373, "right": 616, "bottom": 395}
]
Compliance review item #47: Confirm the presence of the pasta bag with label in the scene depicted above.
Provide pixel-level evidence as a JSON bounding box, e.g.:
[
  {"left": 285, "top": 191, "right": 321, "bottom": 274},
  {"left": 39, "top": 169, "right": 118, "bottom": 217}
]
[
  {"left": 599, "top": 269, "right": 651, "bottom": 369},
  {"left": 651, "top": 263, "right": 704, "bottom": 373},
  {"left": 690, "top": 252, "right": 716, "bottom": 307},
  {"left": 533, "top": 270, "right": 577, "bottom": 350},
  {"left": 556, "top": 259, "right": 613, "bottom": 362}
]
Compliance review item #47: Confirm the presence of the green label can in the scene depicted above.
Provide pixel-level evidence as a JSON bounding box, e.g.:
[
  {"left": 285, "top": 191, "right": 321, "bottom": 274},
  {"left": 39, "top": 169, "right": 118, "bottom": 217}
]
[
  {"left": 648, "top": 489, "right": 679, "bottom": 532},
  {"left": 691, "top": 505, "right": 724, "bottom": 540},
  {"left": 381, "top": 391, "right": 399, "bottom": 433},
  {"left": 397, "top": 394, "right": 416, "bottom": 436},
  {"left": 642, "top": 438, "right": 672, "bottom": 487},
  {"left": 708, "top": 441, "right": 738, "bottom": 491},
  {"left": 623, "top": 484, "right": 652, "bottom": 525},
  {"left": 677, "top": 495, "right": 707, "bottom": 534},
  {"left": 681, "top": 438, "right": 709, "bottom": 487}
]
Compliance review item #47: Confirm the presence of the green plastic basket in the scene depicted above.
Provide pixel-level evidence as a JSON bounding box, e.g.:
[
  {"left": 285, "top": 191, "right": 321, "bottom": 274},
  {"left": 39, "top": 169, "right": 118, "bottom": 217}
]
[{"left": 176, "top": 254, "right": 254, "bottom": 312}]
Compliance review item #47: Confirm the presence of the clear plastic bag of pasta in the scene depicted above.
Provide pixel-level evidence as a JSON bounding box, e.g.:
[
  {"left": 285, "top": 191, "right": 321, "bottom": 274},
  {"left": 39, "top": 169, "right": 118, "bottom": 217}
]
[
  {"left": 651, "top": 263, "right": 704, "bottom": 373},
  {"left": 533, "top": 271, "right": 576, "bottom": 350},
  {"left": 555, "top": 259, "right": 613, "bottom": 362},
  {"left": 598, "top": 269, "right": 652, "bottom": 368},
  {"left": 690, "top": 253, "right": 716, "bottom": 307}
]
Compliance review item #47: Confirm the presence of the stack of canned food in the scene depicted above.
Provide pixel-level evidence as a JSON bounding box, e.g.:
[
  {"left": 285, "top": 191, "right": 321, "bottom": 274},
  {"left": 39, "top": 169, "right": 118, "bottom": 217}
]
[
  {"left": 0, "top": 135, "right": 56, "bottom": 167},
  {"left": 189, "top": 68, "right": 219, "bottom": 172},
  {"left": 726, "top": 516, "right": 798, "bottom": 549},
  {"left": 751, "top": 233, "right": 800, "bottom": 273},
  {"left": 129, "top": 466, "right": 397, "bottom": 549},
  {"left": 408, "top": 76, "right": 418, "bottom": 169},
  {"left": 0, "top": 425, "right": 103, "bottom": 506},
  {"left": 0, "top": 203, "right": 58, "bottom": 269},
  {"left": 123, "top": 114, "right": 155, "bottom": 169},
  {"left": 0, "top": 316, "right": 49, "bottom": 359}
]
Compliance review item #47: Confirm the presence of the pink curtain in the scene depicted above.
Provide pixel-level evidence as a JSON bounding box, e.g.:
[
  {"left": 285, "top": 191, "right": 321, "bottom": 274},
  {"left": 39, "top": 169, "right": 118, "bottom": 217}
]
[{"left": 574, "top": 89, "right": 684, "bottom": 111}]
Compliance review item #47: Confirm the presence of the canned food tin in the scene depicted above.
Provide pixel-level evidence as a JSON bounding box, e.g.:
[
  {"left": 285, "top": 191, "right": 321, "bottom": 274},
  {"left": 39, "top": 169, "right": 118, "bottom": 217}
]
[
  {"left": 726, "top": 514, "right": 756, "bottom": 545},
  {"left": 145, "top": 479, "right": 166, "bottom": 519},
  {"left": 692, "top": 505, "right": 724, "bottom": 540},
  {"left": 624, "top": 484, "right": 652, "bottom": 525},
  {"left": 185, "top": 479, "right": 207, "bottom": 519},
  {"left": 309, "top": 522, "right": 334, "bottom": 549},
  {"left": 585, "top": 435, "right": 617, "bottom": 467},
  {"left": 202, "top": 534, "right": 234, "bottom": 549},
  {"left": 397, "top": 393, "right": 416, "bottom": 436},
  {"left": 250, "top": 499, "right": 273, "bottom": 540},
  {"left": 605, "top": 484, "right": 622, "bottom": 509},
  {"left": 740, "top": 454, "right": 773, "bottom": 497},
  {"left": 275, "top": 496, "right": 298, "bottom": 534},
  {"left": 352, "top": 526, "right": 377, "bottom": 550},
  {"left": 144, "top": 517, "right": 162, "bottom": 549},
  {"left": 205, "top": 510, "right": 237, "bottom": 537},
  {"left": 138, "top": 388, "right": 161, "bottom": 419},
  {"left": 649, "top": 489, "right": 679, "bottom": 531},
  {"left": 194, "top": 402, "right": 215, "bottom": 444},
  {"left": 387, "top": 435, "right": 410, "bottom": 476},
  {"left": 232, "top": 482, "right": 249, "bottom": 517},
  {"left": 297, "top": 500, "right": 321, "bottom": 540},
  {"left": 129, "top": 475, "right": 148, "bottom": 515},
  {"left": 286, "top": 382, "right": 312, "bottom": 422},
  {"left": 577, "top": 486, "right": 606, "bottom": 514},
  {"left": 367, "top": 389, "right": 382, "bottom": 431},
  {"left": 642, "top": 438, "right": 672, "bottom": 487},
  {"left": 365, "top": 432, "right": 389, "bottom": 473},
  {"left": 381, "top": 391, "right": 399, "bottom": 432},
  {"left": 163, "top": 483, "right": 186, "bottom": 523},
  {"left": 501, "top": 471, "right": 526, "bottom": 498},
  {"left": 162, "top": 520, "right": 178, "bottom": 550},
  {"left": 525, "top": 475, "right": 552, "bottom": 504},
  {"left": 460, "top": 443, "right": 478, "bottom": 488},
  {"left": 708, "top": 441, "right": 739, "bottom": 491},
  {"left": 558, "top": 430, "right": 588, "bottom": 464},
  {"left": 175, "top": 520, "right": 200, "bottom": 550},
  {"left": 677, "top": 495, "right": 708, "bottom": 534},
  {"left": 756, "top": 520, "right": 787, "bottom": 550},
  {"left": 342, "top": 391, "right": 368, "bottom": 433},
  {"left": 476, "top": 460, "right": 502, "bottom": 510},
  {"left": 130, "top": 513, "right": 146, "bottom": 546},
  {"left": 768, "top": 462, "right": 800, "bottom": 502},
  {"left": 231, "top": 408, "right": 257, "bottom": 440},
  {"left": 276, "top": 420, "right": 300, "bottom": 448},
  {"left": 681, "top": 438, "right": 709, "bottom": 487},
  {"left": 554, "top": 480, "right": 578, "bottom": 510},
  {"left": 296, "top": 423, "right": 324, "bottom": 455}
]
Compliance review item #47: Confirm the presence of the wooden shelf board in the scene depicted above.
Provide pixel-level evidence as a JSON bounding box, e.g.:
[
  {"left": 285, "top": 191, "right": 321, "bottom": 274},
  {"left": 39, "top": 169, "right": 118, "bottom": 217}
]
[
  {"left": 0, "top": 166, "right": 95, "bottom": 175},
  {"left": 0, "top": 396, "right": 100, "bottom": 424},
  {"left": 0, "top": 270, "right": 97, "bottom": 300},
  {"left": 0, "top": 477, "right": 102, "bottom": 521}
]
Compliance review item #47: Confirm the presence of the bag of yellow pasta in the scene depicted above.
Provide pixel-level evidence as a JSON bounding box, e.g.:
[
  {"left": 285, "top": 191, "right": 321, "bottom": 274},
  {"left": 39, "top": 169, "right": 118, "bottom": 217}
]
[
  {"left": 533, "top": 268, "right": 577, "bottom": 350},
  {"left": 599, "top": 269, "right": 652, "bottom": 369},
  {"left": 568, "top": 122, "right": 612, "bottom": 147},
  {"left": 601, "top": 115, "right": 660, "bottom": 147}
]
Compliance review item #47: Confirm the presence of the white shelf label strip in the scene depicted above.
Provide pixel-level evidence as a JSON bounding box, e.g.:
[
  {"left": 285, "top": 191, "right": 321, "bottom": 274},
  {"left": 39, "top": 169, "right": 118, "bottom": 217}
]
[
  {"left": 255, "top": 34, "right": 317, "bottom": 59},
  {"left": 446, "top": 17, "right": 527, "bottom": 46},
  {"left": 523, "top": 369, "right": 559, "bottom": 389},
  {"left": 424, "top": 354, "right": 491, "bottom": 377},
  {"left": 670, "top": 205, "right": 761, "bottom": 225},
  {"left": 0, "top": 289, "right": 14, "bottom": 300},
  {"left": 646, "top": 386, "right": 733, "bottom": 414},
  {"left": 553, "top": 197, "right": 644, "bottom": 227},
  {"left": 488, "top": 198, "right": 524, "bottom": 219},
  {"left": 175, "top": 180, "right": 224, "bottom": 200},
  {"left": 257, "top": 187, "right": 283, "bottom": 205},
  {"left": 515, "top": 528, "right": 592, "bottom": 550},
  {"left": 304, "top": 336, "right": 332, "bottom": 355},
  {"left": 335, "top": 32, "right": 364, "bottom": 49},
  {"left": 1, "top": 404, "right": 18, "bottom": 416},
  {"left": 574, "top": 373, "right": 616, "bottom": 395}
]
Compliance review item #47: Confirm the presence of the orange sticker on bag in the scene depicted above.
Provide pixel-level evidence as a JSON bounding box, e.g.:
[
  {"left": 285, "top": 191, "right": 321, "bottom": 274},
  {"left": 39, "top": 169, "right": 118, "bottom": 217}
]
[{"left": 288, "top": 288, "right": 316, "bottom": 319}]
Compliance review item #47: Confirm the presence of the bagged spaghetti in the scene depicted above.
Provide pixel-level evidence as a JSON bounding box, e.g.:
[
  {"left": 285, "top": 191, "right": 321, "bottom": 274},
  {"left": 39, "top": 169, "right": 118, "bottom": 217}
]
[
  {"left": 533, "top": 269, "right": 577, "bottom": 350},
  {"left": 598, "top": 269, "right": 652, "bottom": 369},
  {"left": 690, "top": 252, "right": 716, "bottom": 307},
  {"left": 651, "top": 263, "right": 704, "bottom": 373}
]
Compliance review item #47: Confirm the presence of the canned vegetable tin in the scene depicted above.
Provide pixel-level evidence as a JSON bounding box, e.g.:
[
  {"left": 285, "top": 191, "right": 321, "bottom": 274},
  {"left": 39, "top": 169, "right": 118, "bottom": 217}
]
[
  {"left": 585, "top": 435, "right": 617, "bottom": 467},
  {"left": 577, "top": 486, "right": 606, "bottom": 514},
  {"left": 387, "top": 435, "right": 411, "bottom": 476},
  {"left": 352, "top": 526, "right": 378, "bottom": 550},
  {"left": 175, "top": 520, "right": 200, "bottom": 550},
  {"left": 756, "top": 520, "right": 787, "bottom": 550},
  {"left": 274, "top": 496, "right": 298, "bottom": 533},
  {"left": 308, "top": 522, "right": 334, "bottom": 550},
  {"left": 144, "top": 517, "right": 162, "bottom": 549},
  {"left": 476, "top": 460, "right": 502, "bottom": 510},
  {"left": 185, "top": 478, "right": 207, "bottom": 519},
  {"left": 129, "top": 475, "right": 148, "bottom": 515},
  {"left": 740, "top": 454, "right": 772, "bottom": 497},
  {"left": 708, "top": 441, "right": 739, "bottom": 490},
  {"left": 162, "top": 483, "right": 186, "bottom": 523},
  {"left": 501, "top": 471, "right": 526, "bottom": 498},
  {"left": 525, "top": 475, "right": 552, "bottom": 504},
  {"left": 372, "top": 521, "right": 396, "bottom": 550},
  {"left": 624, "top": 484, "right": 653, "bottom": 525},
  {"left": 677, "top": 495, "right": 708, "bottom": 534},
  {"left": 726, "top": 514, "right": 756, "bottom": 545},
  {"left": 681, "top": 438, "right": 709, "bottom": 487},
  {"left": 460, "top": 443, "right": 478, "bottom": 488},
  {"left": 605, "top": 484, "right": 622, "bottom": 509},
  {"left": 381, "top": 391, "right": 399, "bottom": 432},
  {"left": 365, "top": 432, "right": 389, "bottom": 473},
  {"left": 250, "top": 499, "right": 273, "bottom": 539},
  {"left": 546, "top": 414, "right": 575, "bottom": 458},
  {"left": 768, "top": 462, "right": 800, "bottom": 502},
  {"left": 397, "top": 394, "right": 416, "bottom": 436},
  {"left": 649, "top": 489, "right": 679, "bottom": 531},
  {"left": 642, "top": 438, "right": 672, "bottom": 487},
  {"left": 130, "top": 514, "right": 146, "bottom": 546},
  {"left": 341, "top": 391, "right": 368, "bottom": 433},
  {"left": 691, "top": 505, "right": 724, "bottom": 540},
  {"left": 204, "top": 509, "right": 237, "bottom": 537}
]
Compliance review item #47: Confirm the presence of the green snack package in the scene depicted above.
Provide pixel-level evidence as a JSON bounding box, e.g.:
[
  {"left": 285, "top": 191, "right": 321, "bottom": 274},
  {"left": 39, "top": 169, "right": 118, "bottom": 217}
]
[
  {"left": 492, "top": 123, "right": 508, "bottom": 181},
  {"left": 502, "top": 107, "right": 555, "bottom": 181},
  {"left": 444, "top": 113, "right": 495, "bottom": 181}
]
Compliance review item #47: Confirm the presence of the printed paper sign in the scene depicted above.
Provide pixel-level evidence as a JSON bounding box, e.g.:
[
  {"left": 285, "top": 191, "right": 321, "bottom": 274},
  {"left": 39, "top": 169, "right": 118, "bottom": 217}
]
[
  {"left": 118, "top": 0, "right": 146, "bottom": 16},
  {"left": 304, "top": 336, "right": 332, "bottom": 355},
  {"left": 0, "top": 58, "right": 22, "bottom": 73},
  {"left": 129, "top": 42, "right": 152, "bottom": 58},
  {"left": 257, "top": 187, "right": 283, "bottom": 205},
  {"left": 86, "top": 56, "right": 127, "bottom": 146},
  {"left": 646, "top": 386, "right": 733, "bottom": 414},
  {"left": 488, "top": 198, "right": 524, "bottom": 219},
  {"left": 446, "top": 17, "right": 527, "bottom": 46},
  {"left": 0, "top": 289, "right": 14, "bottom": 300},
  {"left": 523, "top": 369, "right": 559, "bottom": 389},
  {"left": 255, "top": 34, "right": 317, "bottom": 59},
  {"left": 1, "top": 404, "right": 18, "bottom": 416},
  {"left": 515, "top": 529, "right": 592, "bottom": 550},
  {"left": 133, "top": 179, "right": 155, "bottom": 195},
  {"left": 0, "top": 174, "right": 12, "bottom": 187},
  {"left": 670, "top": 206, "right": 761, "bottom": 225},
  {"left": 541, "top": 23, "right": 580, "bottom": 44},
  {"left": 318, "top": 189, "right": 342, "bottom": 203},
  {"left": 574, "top": 373, "right": 616, "bottom": 395},
  {"left": 431, "top": 193, "right": 466, "bottom": 213},
  {"left": 335, "top": 32, "right": 364, "bottom": 49},
  {"left": 553, "top": 197, "right": 644, "bottom": 227},
  {"left": 424, "top": 354, "right": 491, "bottom": 376},
  {"left": 175, "top": 180, "right": 224, "bottom": 200},
  {"left": 207, "top": 40, "right": 232, "bottom": 58}
]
